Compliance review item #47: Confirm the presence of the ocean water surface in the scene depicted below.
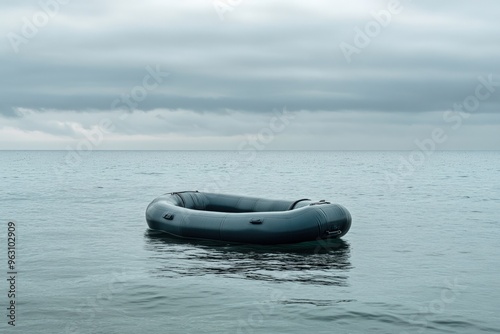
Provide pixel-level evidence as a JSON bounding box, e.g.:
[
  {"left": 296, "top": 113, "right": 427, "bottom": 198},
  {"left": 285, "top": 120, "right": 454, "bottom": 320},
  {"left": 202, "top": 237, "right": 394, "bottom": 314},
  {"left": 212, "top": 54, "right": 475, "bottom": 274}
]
[{"left": 1, "top": 150, "right": 499, "bottom": 333}]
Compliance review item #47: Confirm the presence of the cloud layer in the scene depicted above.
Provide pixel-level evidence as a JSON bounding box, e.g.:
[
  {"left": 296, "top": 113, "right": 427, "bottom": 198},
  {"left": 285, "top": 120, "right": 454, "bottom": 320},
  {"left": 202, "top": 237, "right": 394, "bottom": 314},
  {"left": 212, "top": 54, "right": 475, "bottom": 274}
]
[{"left": 1, "top": 0, "right": 499, "bottom": 149}]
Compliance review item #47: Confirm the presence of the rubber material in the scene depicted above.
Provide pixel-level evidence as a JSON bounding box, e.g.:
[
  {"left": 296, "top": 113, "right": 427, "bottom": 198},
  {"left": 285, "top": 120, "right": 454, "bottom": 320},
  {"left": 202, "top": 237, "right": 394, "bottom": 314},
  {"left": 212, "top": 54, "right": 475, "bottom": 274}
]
[{"left": 145, "top": 191, "right": 352, "bottom": 245}]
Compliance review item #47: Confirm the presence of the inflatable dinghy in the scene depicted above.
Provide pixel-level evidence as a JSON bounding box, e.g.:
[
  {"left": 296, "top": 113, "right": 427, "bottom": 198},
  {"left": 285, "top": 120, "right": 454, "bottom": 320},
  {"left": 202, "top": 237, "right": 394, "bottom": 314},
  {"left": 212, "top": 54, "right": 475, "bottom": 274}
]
[{"left": 145, "top": 191, "right": 352, "bottom": 245}]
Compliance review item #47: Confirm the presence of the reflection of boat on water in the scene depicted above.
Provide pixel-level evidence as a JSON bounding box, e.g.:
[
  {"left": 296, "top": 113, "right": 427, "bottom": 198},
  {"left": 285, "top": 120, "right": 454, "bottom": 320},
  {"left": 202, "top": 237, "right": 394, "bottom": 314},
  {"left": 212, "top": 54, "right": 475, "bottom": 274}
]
[{"left": 144, "top": 229, "right": 352, "bottom": 286}]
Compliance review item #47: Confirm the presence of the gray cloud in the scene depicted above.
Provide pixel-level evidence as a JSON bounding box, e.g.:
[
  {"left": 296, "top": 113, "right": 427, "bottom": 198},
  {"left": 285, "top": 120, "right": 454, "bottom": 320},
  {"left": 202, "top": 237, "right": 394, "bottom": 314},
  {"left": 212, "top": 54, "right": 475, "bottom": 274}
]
[
  {"left": 0, "top": 0, "right": 499, "bottom": 148},
  {"left": 2, "top": 108, "right": 499, "bottom": 150}
]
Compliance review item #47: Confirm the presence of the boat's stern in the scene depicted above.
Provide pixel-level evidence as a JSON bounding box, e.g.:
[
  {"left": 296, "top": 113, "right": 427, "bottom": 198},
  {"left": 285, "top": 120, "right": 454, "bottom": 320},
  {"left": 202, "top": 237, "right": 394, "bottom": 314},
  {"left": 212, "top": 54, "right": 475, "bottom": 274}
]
[{"left": 315, "top": 203, "right": 352, "bottom": 239}]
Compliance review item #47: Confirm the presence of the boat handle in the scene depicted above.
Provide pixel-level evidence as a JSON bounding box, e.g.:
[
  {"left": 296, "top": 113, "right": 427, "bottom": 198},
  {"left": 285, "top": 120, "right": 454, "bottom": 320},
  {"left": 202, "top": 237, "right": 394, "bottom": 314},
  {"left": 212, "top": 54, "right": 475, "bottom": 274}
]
[
  {"left": 249, "top": 218, "right": 263, "bottom": 224},
  {"left": 163, "top": 213, "right": 174, "bottom": 220},
  {"left": 310, "top": 200, "right": 331, "bottom": 206},
  {"left": 326, "top": 230, "right": 341, "bottom": 236}
]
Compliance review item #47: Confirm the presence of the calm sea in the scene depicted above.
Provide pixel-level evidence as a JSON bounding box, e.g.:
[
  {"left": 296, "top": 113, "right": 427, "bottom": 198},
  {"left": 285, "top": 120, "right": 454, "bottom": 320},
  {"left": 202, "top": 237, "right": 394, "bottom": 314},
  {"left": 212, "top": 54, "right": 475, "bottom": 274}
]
[{"left": 1, "top": 151, "right": 499, "bottom": 333}]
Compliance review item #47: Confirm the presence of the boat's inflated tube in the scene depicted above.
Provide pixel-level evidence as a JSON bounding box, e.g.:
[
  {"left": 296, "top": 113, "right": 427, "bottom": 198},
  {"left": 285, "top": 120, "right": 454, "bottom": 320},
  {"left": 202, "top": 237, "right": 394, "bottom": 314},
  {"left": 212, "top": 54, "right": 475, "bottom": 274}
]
[{"left": 145, "top": 191, "right": 352, "bottom": 245}]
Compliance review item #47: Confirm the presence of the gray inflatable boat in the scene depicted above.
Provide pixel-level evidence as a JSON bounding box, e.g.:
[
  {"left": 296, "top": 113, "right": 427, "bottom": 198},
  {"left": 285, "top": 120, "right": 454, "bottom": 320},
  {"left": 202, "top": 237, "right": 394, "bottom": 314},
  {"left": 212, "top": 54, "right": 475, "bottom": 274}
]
[{"left": 145, "top": 191, "right": 352, "bottom": 245}]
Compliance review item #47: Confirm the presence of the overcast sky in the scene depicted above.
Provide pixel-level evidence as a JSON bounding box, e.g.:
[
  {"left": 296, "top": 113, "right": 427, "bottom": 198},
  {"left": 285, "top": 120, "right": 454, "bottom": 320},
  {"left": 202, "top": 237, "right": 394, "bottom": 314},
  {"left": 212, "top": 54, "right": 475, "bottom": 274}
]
[{"left": 1, "top": 0, "right": 499, "bottom": 149}]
